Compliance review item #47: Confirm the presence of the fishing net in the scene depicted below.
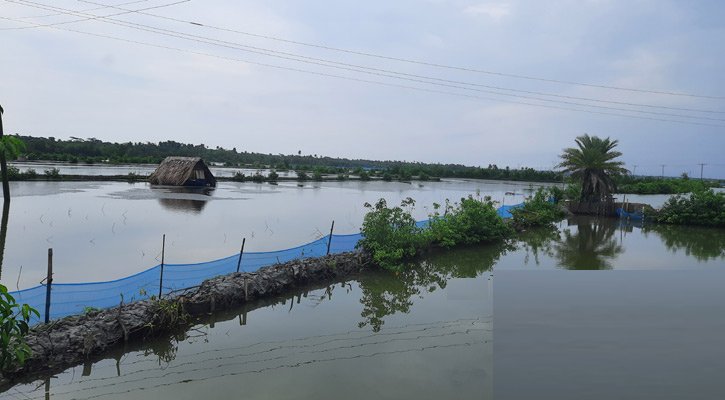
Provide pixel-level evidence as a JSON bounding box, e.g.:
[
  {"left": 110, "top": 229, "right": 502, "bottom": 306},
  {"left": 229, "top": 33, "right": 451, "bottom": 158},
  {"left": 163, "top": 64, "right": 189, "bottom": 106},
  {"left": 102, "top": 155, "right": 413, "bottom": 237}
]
[{"left": 12, "top": 202, "right": 523, "bottom": 323}]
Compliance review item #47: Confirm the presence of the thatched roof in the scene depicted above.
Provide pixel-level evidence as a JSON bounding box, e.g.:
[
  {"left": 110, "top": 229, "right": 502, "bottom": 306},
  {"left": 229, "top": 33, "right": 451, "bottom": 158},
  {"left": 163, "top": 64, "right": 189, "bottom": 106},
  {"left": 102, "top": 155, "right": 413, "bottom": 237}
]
[{"left": 148, "top": 156, "right": 216, "bottom": 187}]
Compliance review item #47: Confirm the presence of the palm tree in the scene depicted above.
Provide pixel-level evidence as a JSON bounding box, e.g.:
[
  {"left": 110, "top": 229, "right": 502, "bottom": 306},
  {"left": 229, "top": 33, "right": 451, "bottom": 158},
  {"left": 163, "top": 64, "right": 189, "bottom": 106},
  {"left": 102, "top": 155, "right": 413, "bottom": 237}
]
[
  {"left": 558, "top": 134, "right": 628, "bottom": 203},
  {"left": 0, "top": 104, "right": 26, "bottom": 202}
]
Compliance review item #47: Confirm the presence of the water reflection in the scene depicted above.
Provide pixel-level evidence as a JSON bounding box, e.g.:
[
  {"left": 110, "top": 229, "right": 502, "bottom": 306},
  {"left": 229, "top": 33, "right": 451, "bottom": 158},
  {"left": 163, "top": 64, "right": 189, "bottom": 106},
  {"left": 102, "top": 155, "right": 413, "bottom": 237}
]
[
  {"left": 643, "top": 224, "right": 725, "bottom": 261},
  {"left": 154, "top": 187, "right": 213, "bottom": 214},
  {"left": 157, "top": 198, "right": 208, "bottom": 214},
  {"left": 552, "top": 217, "right": 624, "bottom": 270},
  {"left": 358, "top": 242, "right": 508, "bottom": 331},
  {"left": 516, "top": 226, "right": 559, "bottom": 266}
]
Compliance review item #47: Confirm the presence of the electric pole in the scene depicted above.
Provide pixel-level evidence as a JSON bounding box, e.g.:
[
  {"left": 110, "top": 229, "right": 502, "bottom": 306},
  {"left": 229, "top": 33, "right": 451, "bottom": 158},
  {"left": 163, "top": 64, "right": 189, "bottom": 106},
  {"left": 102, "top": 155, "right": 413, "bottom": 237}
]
[
  {"left": 697, "top": 163, "right": 706, "bottom": 180},
  {"left": 660, "top": 164, "right": 665, "bottom": 178},
  {"left": 632, "top": 165, "right": 638, "bottom": 176}
]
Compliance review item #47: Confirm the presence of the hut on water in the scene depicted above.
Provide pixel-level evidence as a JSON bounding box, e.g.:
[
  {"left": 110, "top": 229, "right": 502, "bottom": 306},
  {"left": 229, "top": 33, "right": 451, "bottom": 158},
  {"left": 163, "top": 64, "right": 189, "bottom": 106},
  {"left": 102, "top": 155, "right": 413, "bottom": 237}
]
[{"left": 148, "top": 156, "right": 216, "bottom": 187}]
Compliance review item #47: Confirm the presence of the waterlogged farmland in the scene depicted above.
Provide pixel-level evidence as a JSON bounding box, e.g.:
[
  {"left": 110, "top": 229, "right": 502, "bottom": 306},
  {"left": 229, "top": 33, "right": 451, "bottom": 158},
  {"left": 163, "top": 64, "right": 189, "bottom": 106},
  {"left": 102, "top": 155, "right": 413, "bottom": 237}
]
[
  {"left": 0, "top": 177, "right": 723, "bottom": 399},
  {"left": 1, "top": 178, "right": 554, "bottom": 286},
  {"left": 0, "top": 177, "right": 715, "bottom": 288}
]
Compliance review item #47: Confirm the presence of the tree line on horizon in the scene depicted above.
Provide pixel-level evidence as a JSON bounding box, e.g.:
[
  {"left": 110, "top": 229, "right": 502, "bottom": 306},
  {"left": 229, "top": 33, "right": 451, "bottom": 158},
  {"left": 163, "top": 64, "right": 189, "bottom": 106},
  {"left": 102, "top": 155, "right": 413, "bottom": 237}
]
[{"left": 10, "top": 135, "right": 563, "bottom": 182}]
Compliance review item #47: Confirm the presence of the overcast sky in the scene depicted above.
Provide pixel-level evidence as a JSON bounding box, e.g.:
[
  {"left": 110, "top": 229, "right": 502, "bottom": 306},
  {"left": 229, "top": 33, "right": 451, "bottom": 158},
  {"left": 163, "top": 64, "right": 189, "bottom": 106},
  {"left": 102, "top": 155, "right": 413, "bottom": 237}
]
[{"left": 1, "top": 0, "right": 724, "bottom": 177}]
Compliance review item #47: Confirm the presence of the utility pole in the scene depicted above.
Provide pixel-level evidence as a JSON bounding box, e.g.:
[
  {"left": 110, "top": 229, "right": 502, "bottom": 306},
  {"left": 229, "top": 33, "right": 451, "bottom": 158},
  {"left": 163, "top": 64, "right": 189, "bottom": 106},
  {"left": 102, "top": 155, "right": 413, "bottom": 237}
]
[
  {"left": 698, "top": 163, "right": 706, "bottom": 180},
  {"left": 660, "top": 164, "right": 665, "bottom": 178},
  {"left": 632, "top": 165, "right": 638, "bottom": 176}
]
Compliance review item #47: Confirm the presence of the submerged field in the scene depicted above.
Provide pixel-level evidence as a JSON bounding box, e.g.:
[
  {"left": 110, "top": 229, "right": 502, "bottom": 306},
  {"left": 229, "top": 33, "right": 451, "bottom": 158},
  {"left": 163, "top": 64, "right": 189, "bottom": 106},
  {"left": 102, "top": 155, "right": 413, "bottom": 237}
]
[{"left": 1, "top": 175, "right": 724, "bottom": 399}]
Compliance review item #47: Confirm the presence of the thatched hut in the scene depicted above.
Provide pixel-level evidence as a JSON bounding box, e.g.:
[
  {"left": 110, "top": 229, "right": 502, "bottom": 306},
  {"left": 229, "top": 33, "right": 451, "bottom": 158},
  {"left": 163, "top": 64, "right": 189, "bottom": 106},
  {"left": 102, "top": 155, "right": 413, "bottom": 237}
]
[{"left": 148, "top": 157, "right": 216, "bottom": 187}]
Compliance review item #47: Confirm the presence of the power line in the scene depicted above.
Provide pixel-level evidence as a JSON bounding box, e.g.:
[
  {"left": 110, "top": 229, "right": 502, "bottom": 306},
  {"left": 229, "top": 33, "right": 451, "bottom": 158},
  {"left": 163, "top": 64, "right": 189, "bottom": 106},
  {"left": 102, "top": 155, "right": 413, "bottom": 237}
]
[
  {"left": 0, "top": 0, "right": 190, "bottom": 30},
  {"left": 2, "top": 15, "right": 723, "bottom": 129},
  {"left": 15, "top": 0, "right": 152, "bottom": 19},
  {"left": 2, "top": 17, "right": 718, "bottom": 129},
  {"left": 8, "top": 0, "right": 725, "bottom": 117},
  {"left": 5, "top": 0, "right": 725, "bottom": 126},
  {"left": 67, "top": 0, "right": 725, "bottom": 101}
]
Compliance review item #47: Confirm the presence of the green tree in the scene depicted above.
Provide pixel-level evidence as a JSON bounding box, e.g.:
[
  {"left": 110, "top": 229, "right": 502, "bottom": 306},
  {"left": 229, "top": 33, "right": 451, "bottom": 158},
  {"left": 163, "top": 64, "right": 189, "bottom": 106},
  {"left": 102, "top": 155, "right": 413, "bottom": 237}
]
[{"left": 557, "top": 134, "right": 628, "bottom": 203}]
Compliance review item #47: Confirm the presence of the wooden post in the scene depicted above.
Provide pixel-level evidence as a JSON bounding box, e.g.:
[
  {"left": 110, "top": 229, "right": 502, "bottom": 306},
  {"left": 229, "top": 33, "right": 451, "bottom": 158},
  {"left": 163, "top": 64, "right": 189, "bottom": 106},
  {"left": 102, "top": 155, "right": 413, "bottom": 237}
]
[
  {"left": 44, "top": 248, "right": 53, "bottom": 323},
  {"left": 326, "top": 220, "right": 335, "bottom": 255},
  {"left": 158, "top": 234, "right": 165, "bottom": 298},
  {"left": 244, "top": 276, "right": 248, "bottom": 301},
  {"left": 236, "top": 237, "right": 246, "bottom": 273}
]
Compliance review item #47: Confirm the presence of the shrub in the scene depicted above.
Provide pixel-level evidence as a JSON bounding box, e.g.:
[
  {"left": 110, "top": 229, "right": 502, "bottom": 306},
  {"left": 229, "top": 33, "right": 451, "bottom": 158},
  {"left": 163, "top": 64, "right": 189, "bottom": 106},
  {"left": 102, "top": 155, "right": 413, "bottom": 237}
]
[
  {"left": 509, "top": 188, "right": 566, "bottom": 228},
  {"left": 358, "top": 198, "right": 428, "bottom": 271},
  {"left": 268, "top": 170, "right": 279, "bottom": 182},
  {"left": 427, "top": 196, "right": 512, "bottom": 248},
  {"left": 126, "top": 172, "right": 142, "bottom": 182},
  {"left": 312, "top": 171, "right": 323, "bottom": 181},
  {"left": 382, "top": 172, "right": 392, "bottom": 182},
  {"left": 232, "top": 171, "right": 246, "bottom": 182},
  {"left": 564, "top": 183, "right": 581, "bottom": 200},
  {"left": 359, "top": 171, "right": 371, "bottom": 181},
  {"left": 617, "top": 177, "right": 716, "bottom": 195},
  {"left": 24, "top": 168, "right": 37, "bottom": 178},
  {"left": 296, "top": 171, "right": 308, "bottom": 181},
  {"left": 359, "top": 195, "right": 513, "bottom": 270},
  {"left": 548, "top": 186, "right": 565, "bottom": 203},
  {"left": 6, "top": 166, "right": 20, "bottom": 181},
  {"left": 44, "top": 167, "right": 61, "bottom": 179},
  {"left": 251, "top": 172, "right": 265, "bottom": 183},
  {"left": 655, "top": 189, "right": 725, "bottom": 227},
  {"left": 0, "top": 284, "right": 39, "bottom": 371}
]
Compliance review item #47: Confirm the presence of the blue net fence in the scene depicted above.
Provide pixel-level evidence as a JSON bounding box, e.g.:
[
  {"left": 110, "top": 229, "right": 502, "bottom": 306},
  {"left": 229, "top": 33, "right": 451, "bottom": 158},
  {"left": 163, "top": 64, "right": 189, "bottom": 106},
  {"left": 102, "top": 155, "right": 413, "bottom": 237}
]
[{"left": 11, "top": 203, "right": 523, "bottom": 323}]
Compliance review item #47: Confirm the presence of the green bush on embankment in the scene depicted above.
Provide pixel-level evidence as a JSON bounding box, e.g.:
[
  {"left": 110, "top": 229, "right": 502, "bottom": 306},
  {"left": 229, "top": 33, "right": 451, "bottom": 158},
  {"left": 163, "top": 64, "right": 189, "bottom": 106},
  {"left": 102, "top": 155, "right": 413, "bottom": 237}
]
[
  {"left": 358, "top": 192, "right": 563, "bottom": 271},
  {"left": 509, "top": 188, "right": 566, "bottom": 229},
  {"left": 654, "top": 189, "right": 725, "bottom": 228}
]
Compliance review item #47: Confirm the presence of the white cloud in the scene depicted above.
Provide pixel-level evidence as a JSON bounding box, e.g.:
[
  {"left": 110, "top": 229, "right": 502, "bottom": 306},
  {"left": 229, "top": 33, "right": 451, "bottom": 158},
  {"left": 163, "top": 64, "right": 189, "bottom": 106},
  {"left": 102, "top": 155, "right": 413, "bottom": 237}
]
[{"left": 463, "top": 2, "right": 512, "bottom": 20}]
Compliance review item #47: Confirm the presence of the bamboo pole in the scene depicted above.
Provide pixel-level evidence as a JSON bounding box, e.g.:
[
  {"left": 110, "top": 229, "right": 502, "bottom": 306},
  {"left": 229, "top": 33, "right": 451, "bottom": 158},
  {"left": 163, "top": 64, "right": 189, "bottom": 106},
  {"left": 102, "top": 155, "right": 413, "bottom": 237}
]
[
  {"left": 236, "top": 237, "right": 246, "bottom": 273},
  {"left": 326, "top": 220, "right": 335, "bottom": 255},
  {"left": 44, "top": 248, "right": 53, "bottom": 323},
  {"left": 158, "top": 234, "right": 165, "bottom": 298}
]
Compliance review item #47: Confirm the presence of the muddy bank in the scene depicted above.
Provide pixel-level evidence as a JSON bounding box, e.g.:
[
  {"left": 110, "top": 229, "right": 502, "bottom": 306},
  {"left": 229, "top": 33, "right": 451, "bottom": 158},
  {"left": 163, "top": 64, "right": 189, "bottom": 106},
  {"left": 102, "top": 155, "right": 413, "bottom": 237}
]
[{"left": 0, "top": 251, "right": 372, "bottom": 388}]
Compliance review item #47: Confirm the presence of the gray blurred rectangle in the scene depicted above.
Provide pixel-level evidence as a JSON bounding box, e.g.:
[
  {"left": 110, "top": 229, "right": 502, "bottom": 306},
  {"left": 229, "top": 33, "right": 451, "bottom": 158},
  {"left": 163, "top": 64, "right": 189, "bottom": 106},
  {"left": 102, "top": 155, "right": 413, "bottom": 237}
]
[{"left": 494, "top": 270, "right": 725, "bottom": 400}]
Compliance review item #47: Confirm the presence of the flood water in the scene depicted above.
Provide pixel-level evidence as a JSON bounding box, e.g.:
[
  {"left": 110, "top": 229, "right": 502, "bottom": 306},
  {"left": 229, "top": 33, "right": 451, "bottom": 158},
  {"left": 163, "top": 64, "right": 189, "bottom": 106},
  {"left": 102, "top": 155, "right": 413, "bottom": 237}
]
[
  {"left": 1, "top": 174, "right": 723, "bottom": 399},
  {"left": 1, "top": 178, "right": 554, "bottom": 286},
  {"left": 0, "top": 177, "right": 715, "bottom": 287},
  {"left": 1, "top": 247, "right": 495, "bottom": 400}
]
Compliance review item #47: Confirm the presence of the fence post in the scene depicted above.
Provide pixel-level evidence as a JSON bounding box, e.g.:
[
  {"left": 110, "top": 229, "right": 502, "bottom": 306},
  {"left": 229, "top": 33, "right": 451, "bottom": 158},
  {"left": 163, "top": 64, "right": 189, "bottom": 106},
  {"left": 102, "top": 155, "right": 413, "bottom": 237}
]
[
  {"left": 236, "top": 237, "right": 246, "bottom": 273},
  {"left": 44, "top": 248, "right": 53, "bottom": 324},
  {"left": 159, "top": 234, "right": 165, "bottom": 298},
  {"left": 326, "top": 220, "right": 335, "bottom": 255}
]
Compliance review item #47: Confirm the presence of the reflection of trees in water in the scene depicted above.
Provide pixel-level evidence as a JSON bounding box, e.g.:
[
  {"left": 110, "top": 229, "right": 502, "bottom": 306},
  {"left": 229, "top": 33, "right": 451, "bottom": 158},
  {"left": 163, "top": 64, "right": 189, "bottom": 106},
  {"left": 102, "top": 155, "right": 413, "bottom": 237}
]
[
  {"left": 516, "top": 226, "right": 560, "bottom": 266},
  {"left": 553, "top": 218, "right": 623, "bottom": 270},
  {"left": 644, "top": 224, "right": 725, "bottom": 261},
  {"left": 357, "top": 241, "right": 509, "bottom": 332}
]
